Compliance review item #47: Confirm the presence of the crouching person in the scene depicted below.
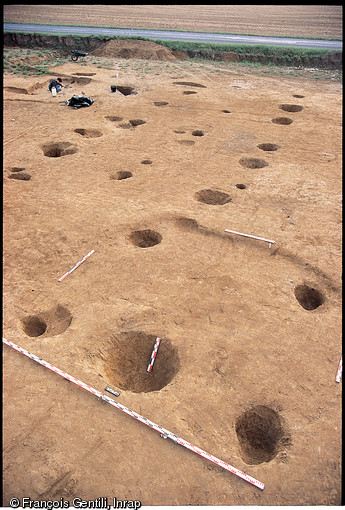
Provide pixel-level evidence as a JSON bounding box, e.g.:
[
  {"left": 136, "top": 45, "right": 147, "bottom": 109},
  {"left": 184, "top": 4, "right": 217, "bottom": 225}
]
[{"left": 49, "top": 77, "right": 63, "bottom": 96}]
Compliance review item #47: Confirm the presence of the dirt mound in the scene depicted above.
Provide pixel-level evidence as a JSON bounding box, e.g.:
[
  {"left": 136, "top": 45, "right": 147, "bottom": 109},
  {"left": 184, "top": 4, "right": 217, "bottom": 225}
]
[{"left": 92, "top": 38, "right": 187, "bottom": 61}]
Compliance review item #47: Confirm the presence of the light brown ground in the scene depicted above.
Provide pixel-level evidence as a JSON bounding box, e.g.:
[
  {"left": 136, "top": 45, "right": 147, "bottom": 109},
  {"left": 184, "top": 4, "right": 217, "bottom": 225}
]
[
  {"left": 3, "top": 4, "right": 343, "bottom": 39},
  {"left": 3, "top": 44, "right": 342, "bottom": 507}
]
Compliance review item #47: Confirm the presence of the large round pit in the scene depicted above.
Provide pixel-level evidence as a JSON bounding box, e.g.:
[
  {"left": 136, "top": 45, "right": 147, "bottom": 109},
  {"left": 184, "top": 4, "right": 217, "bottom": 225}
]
[
  {"left": 129, "top": 229, "right": 162, "bottom": 248},
  {"left": 104, "top": 331, "right": 180, "bottom": 393},
  {"left": 236, "top": 405, "right": 288, "bottom": 464},
  {"left": 294, "top": 284, "right": 325, "bottom": 310}
]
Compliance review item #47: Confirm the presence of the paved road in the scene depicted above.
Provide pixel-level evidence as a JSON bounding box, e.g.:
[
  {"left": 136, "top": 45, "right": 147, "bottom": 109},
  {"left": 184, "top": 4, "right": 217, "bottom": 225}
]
[{"left": 3, "top": 22, "right": 343, "bottom": 50}]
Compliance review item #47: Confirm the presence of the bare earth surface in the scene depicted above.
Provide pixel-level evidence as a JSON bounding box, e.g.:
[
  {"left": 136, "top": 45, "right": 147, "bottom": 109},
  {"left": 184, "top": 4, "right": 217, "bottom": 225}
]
[
  {"left": 3, "top": 4, "right": 343, "bottom": 39},
  {"left": 3, "top": 39, "right": 342, "bottom": 507}
]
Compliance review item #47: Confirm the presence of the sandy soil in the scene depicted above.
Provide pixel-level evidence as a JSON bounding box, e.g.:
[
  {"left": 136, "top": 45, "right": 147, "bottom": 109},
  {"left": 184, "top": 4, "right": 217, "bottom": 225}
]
[{"left": 3, "top": 46, "right": 342, "bottom": 507}]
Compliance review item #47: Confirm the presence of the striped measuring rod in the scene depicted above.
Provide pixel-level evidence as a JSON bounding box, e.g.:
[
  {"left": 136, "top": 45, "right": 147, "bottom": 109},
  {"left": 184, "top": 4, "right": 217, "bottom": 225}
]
[
  {"left": 2, "top": 337, "right": 264, "bottom": 490},
  {"left": 147, "top": 337, "right": 161, "bottom": 373},
  {"left": 335, "top": 356, "right": 342, "bottom": 383},
  {"left": 58, "top": 250, "right": 94, "bottom": 282}
]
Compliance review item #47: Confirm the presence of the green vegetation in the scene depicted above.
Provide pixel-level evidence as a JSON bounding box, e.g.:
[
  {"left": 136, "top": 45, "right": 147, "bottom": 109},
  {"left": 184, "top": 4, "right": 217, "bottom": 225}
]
[
  {"left": 3, "top": 33, "right": 342, "bottom": 83},
  {"left": 4, "top": 31, "right": 341, "bottom": 67},
  {"left": 153, "top": 38, "right": 330, "bottom": 56},
  {"left": 4, "top": 21, "right": 342, "bottom": 41},
  {"left": 148, "top": 37, "right": 341, "bottom": 69}
]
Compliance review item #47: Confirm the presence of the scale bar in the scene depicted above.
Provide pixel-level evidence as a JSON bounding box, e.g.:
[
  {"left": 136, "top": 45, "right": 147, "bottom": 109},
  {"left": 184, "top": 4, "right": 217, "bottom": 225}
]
[{"left": 3, "top": 337, "right": 264, "bottom": 490}]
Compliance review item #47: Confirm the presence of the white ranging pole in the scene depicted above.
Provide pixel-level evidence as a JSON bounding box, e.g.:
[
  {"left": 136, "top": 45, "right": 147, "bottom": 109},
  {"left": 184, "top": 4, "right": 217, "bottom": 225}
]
[
  {"left": 335, "top": 356, "right": 342, "bottom": 383},
  {"left": 58, "top": 250, "right": 94, "bottom": 282},
  {"left": 3, "top": 337, "right": 264, "bottom": 491},
  {"left": 225, "top": 229, "right": 275, "bottom": 248}
]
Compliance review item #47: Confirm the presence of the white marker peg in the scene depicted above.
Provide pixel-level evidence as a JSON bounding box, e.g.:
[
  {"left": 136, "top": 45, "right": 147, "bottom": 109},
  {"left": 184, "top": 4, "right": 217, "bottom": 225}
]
[
  {"left": 225, "top": 229, "right": 275, "bottom": 247},
  {"left": 335, "top": 356, "right": 342, "bottom": 383}
]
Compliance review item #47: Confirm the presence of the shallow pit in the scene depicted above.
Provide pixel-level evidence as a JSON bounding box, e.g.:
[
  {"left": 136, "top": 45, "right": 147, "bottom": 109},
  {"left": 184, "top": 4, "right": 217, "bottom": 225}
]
[
  {"left": 73, "top": 72, "right": 96, "bottom": 76},
  {"left": 154, "top": 101, "right": 168, "bottom": 106},
  {"left": 104, "top": 331, "right": 180, "bottom": 393},
  {"left": 271, "top": 117, "right": 293, "bottom": 125},
  {"left": 42, "top": 305, "right": 72, "bottom": 336},
  {"left": 292, "top": 94, "right": 305, "bottom": 98},
  {"left": 178, "top": 140, "right": 195, "bottom": 146},
  {"left": 9, "top": 173, "right": 31, "bottom": 181},
  {"left": 257, "top": 143, "right": 280, "bottom": 151},
  {"left": 129, "top": 119, "right": 146, "bottom": 127},
  {"left": 173, "top": 81, "right": 206, "bottom": 88},
  {"left": 175, "top": 217, "right": 199, "bottom": 231},
  {"left": 192, "top": 130, "right": 204, "bottom": 137},
  {"left": 66, "top": 77, "right": 92, "bottom": 86},
  {"left": 141, "top": 159, "right": 152, "bottom": 165},
  {"left": 74, "top": 128, "right": 103, "bottom": 138},
  {"left": 239, "top": 157, "right": 269, "bottom": 169},
  {"left": 42, "top": 142, "right": 78, "bottom": 158},
  {"left": 235, "top": 183, "right": 246, "bottom": 189},
  {"left": 279, "top": 104, "right": 304, "bottom": 113},
  {"left": 10, "top": 167, "right": 26, "bottom": 172},
  {"left": 105, "top": 116, "right": 123, "bottom": 122},
  {"left": 294, "top": 284, "right": 325, "bottom": 310},
  {"left": 195, "top": 189, "right": 231, "bottom": 205},
  {"left": 183, "top": 91, "right": 197, "bottom": 95},
  {"left": 117, "top": 86, "right": 136, "bottom": 96},
  {"left": 112, "top": 171, "right": 133, "bottom": 180},
  {"left": 5, "top": 86, "right": 28, "bottom": 94},
  {"left": 21, "top": 315, "right": 47, "bottom": 337},
  {"left": 235, "top": 406, "right": 287, "bottom": 464},
  {"left": 129, "top": 229, "right": 162, "bottom": 248}
]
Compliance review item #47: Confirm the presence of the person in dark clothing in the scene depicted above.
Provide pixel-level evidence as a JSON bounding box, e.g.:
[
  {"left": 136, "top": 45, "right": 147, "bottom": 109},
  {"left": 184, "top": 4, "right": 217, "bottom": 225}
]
[{"left": 48, "top": 77, "right": 63, "bottom": 94}]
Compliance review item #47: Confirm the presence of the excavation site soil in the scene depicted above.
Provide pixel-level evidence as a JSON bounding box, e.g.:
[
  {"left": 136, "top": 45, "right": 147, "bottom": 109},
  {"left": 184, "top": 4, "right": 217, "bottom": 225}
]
[{"left": 3, "top": 39, "right": 342, "bottom": 506}]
